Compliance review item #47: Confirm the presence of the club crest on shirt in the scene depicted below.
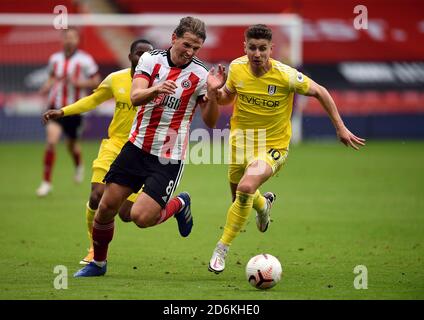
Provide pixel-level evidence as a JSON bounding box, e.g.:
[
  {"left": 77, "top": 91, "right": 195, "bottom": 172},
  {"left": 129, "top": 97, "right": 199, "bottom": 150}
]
[
  {"left": 181, "top": 79, "right": 192, "bottom": 89},
  {"left": 268, "top": 85, "right": 277, "bottom": 95}
]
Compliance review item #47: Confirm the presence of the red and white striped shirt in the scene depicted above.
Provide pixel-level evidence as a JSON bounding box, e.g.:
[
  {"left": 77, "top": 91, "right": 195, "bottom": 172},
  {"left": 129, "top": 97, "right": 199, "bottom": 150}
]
[
  {"left": 47, "top": 49, "right": 99, "bottom": 109},
  {"left": 130, "top": 49, "right": 208, "bottom": 160}
]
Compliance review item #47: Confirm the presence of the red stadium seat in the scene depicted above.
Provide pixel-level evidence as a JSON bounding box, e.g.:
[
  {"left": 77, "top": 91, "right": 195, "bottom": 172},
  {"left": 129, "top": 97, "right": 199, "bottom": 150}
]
[{"left": 0, "top": 0, "right": 78, "bottom": 13}]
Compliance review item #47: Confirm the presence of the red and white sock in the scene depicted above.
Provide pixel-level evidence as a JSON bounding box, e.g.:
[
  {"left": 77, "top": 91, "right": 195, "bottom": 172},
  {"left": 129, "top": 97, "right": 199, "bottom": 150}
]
[{"left": 155, "top": 197, "right": 184, "bottom": 225}]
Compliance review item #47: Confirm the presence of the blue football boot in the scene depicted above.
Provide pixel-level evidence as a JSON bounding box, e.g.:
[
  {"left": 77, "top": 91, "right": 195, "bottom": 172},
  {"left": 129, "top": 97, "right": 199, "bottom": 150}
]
[
  {"left": 174, "top": 192, "right": 193, "bottom": 237},
  {"left": 74, "top": 261, "right": 107, "bottom": 277}
]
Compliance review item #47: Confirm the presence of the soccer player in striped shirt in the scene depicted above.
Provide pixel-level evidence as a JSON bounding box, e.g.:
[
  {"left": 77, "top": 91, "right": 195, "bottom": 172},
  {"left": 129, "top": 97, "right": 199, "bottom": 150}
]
[
  {"left": 208, "top": 24, "right": 366, "bottom": 274},
  {"left": 37, "top": 28, "right": 101, "bottom": 197},
  {"left": 43, "top": 39, "right": 154, "bottom": 265},
  {"left": 74, "top": 17, "right": 226, "bottom": 277}
]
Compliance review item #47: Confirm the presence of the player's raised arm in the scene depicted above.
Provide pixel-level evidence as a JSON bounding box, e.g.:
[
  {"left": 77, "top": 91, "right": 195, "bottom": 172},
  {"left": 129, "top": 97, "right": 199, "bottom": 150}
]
[
  {"left": 305, "top": 80, "right": 366, "bottom": 150},
  {"left": 213, "top": 62, "right": 236, "bottom": 106},
  {"left": 198, "top": 64, "right": 227, "bottom": 128},
  {"left": 216, "top": 86, "right": 237, "bottom": 106}
]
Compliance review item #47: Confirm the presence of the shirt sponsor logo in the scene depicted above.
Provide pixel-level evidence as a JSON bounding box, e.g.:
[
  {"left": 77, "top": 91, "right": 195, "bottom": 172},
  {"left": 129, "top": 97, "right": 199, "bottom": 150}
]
[
  {"left": 339, "top": 62, "right": 424, "bottom": 84},
  {"left": 239, "top": 93, "right": 280, "bottom": 108},
  {"left": 154, "top": 94, "right": 181, "bottom": 110},
  {"left": 116, "top": 101, "right": 137, "bottom": 111}
]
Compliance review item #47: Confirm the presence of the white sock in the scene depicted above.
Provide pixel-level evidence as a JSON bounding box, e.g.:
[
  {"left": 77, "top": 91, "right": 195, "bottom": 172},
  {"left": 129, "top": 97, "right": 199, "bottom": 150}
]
[
  {"left": 93, "top": 260, "right": 106, "bottom": 267},
  {"left": 177, "top": 197, "right": 186, "bottom": 211}
]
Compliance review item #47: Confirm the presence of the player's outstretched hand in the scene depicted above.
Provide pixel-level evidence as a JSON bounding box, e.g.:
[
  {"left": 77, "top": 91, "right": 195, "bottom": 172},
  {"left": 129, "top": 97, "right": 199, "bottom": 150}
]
[
  {"left": 337, "top": 126, "right": 366, "bottom": 150},
  {"left": 42, "top": 109, "right": 64, "bottom": 125},
  {"left": 207, "top": 64, "right": 226, "bottom": 91}
]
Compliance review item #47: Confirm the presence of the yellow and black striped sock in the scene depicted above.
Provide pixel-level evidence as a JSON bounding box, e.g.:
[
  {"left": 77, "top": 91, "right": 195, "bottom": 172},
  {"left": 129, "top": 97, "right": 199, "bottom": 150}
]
[{"left": 220, "top": 191, "right": 255, "bottom": 246}]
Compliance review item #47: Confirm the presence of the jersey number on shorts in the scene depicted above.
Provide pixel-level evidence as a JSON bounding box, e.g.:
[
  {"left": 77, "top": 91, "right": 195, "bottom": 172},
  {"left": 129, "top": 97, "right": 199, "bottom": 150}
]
[
  {"left": 166, "top": 180, "right": 174, "bottom": 195},
  {"left": 162, "top": 180, "right": 175, "bottom": 203}
]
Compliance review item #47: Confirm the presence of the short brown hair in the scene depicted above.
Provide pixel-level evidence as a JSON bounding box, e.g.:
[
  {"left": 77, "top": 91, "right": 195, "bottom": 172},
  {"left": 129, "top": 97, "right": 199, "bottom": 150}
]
[
  {"left": 174, "top": 16, "right": 206, "bottom": 41},
  {"left": 245, "top": 24, "right": 272, "bottom": 41}
]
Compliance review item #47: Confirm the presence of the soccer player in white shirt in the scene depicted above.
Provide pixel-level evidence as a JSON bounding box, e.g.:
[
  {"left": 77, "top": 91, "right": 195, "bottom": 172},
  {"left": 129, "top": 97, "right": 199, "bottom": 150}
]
[
  {"left": 36, "top": 28, "right": 101, "bottom": 197},
  {"left": 74, "top": 17, "right": 226, "bottom": 277}
]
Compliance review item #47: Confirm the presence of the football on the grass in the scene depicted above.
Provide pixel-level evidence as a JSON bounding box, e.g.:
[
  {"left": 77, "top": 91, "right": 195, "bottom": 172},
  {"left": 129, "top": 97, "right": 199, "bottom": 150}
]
[{"left": 246, "top": 254, "right": 282, "bottom": 289}]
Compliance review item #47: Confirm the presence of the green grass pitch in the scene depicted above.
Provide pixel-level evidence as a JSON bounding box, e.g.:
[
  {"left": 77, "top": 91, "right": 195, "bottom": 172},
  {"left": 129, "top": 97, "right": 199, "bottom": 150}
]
[{"left": 0, "top": 140, "right": 423, "bottom": 299}]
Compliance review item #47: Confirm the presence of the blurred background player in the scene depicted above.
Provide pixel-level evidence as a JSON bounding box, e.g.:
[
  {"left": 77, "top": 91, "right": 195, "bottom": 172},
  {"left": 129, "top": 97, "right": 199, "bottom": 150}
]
[
  {"left": 74, "top": 16, "right": 226, "bottom": 277},
  {"left": 43, "top": 39, "right": 154, "bottom": 264},
  {"left": 208, "top": 24, "right": 366, "bottom": 274},
  {"left": 36, "top": 27, "right": 101, "bottom": 197}
]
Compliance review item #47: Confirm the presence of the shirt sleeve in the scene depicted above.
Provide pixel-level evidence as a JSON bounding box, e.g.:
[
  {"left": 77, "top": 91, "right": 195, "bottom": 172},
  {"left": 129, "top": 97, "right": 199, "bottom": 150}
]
[
  {"left": 133, "top": 52, "right": 154, "bottom": 82},
  {"left": 62, "top": 74, "right": 113, "bottom": 116},
  {"left": 286, "top": 66, "right": 311, "bottom": 95},
  {"left": 93, "top": 73, "right": 113, "bottom": 95}
]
